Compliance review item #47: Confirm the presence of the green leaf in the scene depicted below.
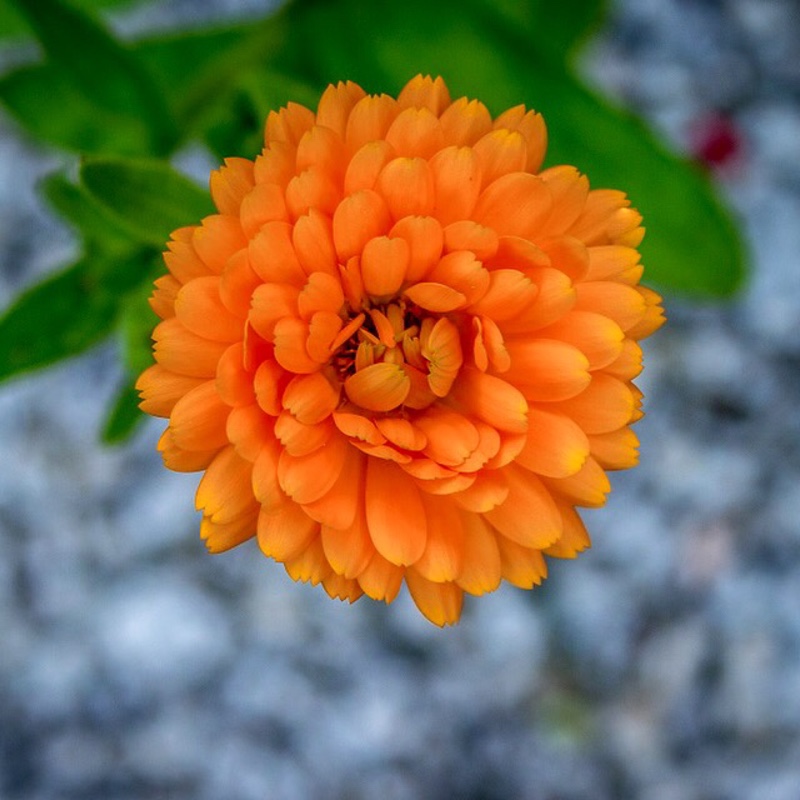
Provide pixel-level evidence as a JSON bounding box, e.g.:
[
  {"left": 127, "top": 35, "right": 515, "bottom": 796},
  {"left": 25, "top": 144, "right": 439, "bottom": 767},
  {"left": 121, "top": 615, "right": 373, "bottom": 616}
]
[
  {"left": 0, "top": 0, "right": 138, "bottom": 41},
  {"left": 278, "top": 0, "right": 744, "bottom": 295},
  {"left": 80, "top": 157, "right": 215, "bottom": 246},
  {"left": 101, "top": 375, "right": 145, "bottom": 443},
  {"left": 6, "top": 0, "right": 176, "bottom": 154},
  {"left": 41, "top": 172, "right": 140, "bottom": 252},
  {"left": 0, "top": 252, "right": 151, "bottom": 382},
  {"left": 477, "top": 0, "right": 609, "bottom": 62}
]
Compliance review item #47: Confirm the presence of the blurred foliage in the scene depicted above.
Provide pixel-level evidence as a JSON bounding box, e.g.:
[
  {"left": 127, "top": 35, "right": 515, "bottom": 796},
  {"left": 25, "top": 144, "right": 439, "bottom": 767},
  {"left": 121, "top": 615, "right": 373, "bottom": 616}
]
[{"left": 0, "top": 0, "right": 746, "bottom": 441}]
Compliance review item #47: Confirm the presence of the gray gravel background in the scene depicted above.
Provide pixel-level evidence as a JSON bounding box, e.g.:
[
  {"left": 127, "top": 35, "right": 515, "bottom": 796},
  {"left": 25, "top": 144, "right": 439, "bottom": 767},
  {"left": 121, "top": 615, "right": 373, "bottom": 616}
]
[{"left": 2, "top": 1, "right": 800, "bottom": 798}]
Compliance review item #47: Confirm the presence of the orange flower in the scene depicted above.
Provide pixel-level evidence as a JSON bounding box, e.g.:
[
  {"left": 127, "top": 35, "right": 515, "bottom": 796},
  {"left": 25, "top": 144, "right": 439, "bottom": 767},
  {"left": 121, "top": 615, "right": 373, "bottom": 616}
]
[{"left": 137, "top": 75, "right": 664, "bottom": 626}]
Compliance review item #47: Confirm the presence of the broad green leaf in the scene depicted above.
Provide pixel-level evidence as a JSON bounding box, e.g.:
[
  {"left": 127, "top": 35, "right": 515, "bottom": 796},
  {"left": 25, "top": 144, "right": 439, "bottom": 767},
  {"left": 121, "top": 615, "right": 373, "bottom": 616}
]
[
  {"left": 0, "top": 252, "right": 151, "bottom": 382},
  {"left": 101, "top": 377, "right": 144, "bottom": 443},
  {"left": 477, "top": 0, "right": 609, "bottom": 62},
  {"left": 7, "top": 0, "right": 176, "bottom": 154},
  {"left": 277, "top": 0, "right": 744, "bottom": 295},
  {"left": 80, "top": 157, "right": 215, "bottom": 246},
  {"left": 41, "top": 173, "right": 141, "bottom": 252},
  {"left": 0, "top": 63, "right": 153, "bottom": 155},
  {"left": 0, "top": 0, "right": 138, "bottom": 40}
]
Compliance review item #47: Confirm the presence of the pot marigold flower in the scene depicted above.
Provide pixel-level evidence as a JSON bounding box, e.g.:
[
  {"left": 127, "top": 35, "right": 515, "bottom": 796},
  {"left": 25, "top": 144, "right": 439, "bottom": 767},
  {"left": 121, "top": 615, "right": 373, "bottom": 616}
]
[{"left": 137, "top": 75, "right": 664, "bottom": 626}]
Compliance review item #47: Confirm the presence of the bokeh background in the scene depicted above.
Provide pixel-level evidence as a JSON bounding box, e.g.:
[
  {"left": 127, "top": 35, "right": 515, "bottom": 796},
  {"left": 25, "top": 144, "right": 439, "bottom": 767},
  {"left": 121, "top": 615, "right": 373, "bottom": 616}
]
[{"left": 2, "top": 0, "right": 800, "bottom": 798}]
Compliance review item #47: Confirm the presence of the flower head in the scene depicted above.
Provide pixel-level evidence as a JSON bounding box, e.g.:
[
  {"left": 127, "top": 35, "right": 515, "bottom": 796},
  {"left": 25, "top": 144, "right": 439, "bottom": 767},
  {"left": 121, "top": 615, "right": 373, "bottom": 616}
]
[{"left": 137, "top": 75, "right": 664, "bottom": 626}]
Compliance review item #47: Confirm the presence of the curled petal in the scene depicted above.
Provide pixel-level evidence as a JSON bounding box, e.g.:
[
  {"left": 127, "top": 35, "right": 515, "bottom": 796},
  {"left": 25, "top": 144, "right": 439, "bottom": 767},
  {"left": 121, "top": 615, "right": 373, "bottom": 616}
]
[
  {"left": 405, "top": 570, "right": 463, "bottom": 627},
  {"left": 389, "top": 216, "right": 443, "bottom": 283},
  {"left": 333, "top": 189, "right": 391, "bottom": 261},
  {"left": 473, "top": 172, "right": 552, "bottom": 239},
  {"left": 376, "top": 157, "right": 435, "bottom": 219},
  {"left": 430, "top": 146, "right": 482, "bottom": 226},
  {"left": 403, "top": 282, "right": 466, "bottom": 312},
  {"left": 449, "top": 367, "right": 528, "bottom": 434},
  {"left": 397, "top": 74, "right": 451, "bottom": 115},
  {"left": 321, "top": 509, "right": 374, "bottom": 579},
  {"left": 282, "top": 371, "right": 341, "bottom": 424},
  {"left": 344, "top": 362, "right": 410, "bottom": 412},
  {"left": 361, "top": 235, "right": 410, "bottom": 298}
]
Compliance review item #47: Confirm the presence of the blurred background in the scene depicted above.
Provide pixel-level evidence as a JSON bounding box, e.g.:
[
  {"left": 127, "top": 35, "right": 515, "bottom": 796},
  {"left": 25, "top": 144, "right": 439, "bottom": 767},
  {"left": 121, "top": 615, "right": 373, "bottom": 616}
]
[{"left": 1, "top": 0, "right": 800, "bottom": 798}]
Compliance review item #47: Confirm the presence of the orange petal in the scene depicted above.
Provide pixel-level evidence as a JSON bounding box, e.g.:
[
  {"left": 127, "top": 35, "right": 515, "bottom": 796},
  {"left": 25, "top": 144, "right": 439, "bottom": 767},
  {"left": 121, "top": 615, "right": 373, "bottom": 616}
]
[
  {"left": 385, "top": 106, "right": 444, "bottom": 158},
  {"left": 604, "top": 339, "right": 643, "bottom": 380},
  {"left": 421, "top": 317, "right": 463, "bottom": 397},
  {"left": 429, "top": 146, "right": 482, "bottom": 226},
  {"left": 249, "top": 221, "right": 306, "bottom": 286},
  {"left": 149, "top": 274, "right": 180, "bottom": 319},
  {"left": 219, "top": 249, "right": 261, "bottom": 318},
  {"left": 249, "top": 283, "right": 299, "bottom": 340},
  {"left": 265, "top": 102, "right": 315, "bottom": 146},
  {"left": 272, "top": 317, "right": 320, "bottom": 374},
  {"left": 495, "top": 533, "right": 547, "bottom": 589},
  {"left": 443, "top": 220, "right": 498, "bottom": 261},
  {"left": 273, "top": 411, "right": 333, "bottom": 456},
  {"left": 251, "top": 438, "right": 284, "bottom": 511},
  {"left": 539, "top": 310, "right": 624, "bottom": 370},
  {"left": 544, "top": 504, "right": 591, "bottom": 558},
  {"left": 293, "top": 209, "right": 339, "bottom": 278},
  {"left": 414, "top": 407, "right": 480, "bottom": 467},
  {"left": 200, "top": 508, "right": 257, "bottom": 553},
  {"left": 192, "top": 215, "right": 247, "bottom": 274},
  {"left": 281, "top": 370, "right": 341, "bottom": 424},
  {"left": 345, "top": 93, "right": 399, "bottom": 151},
  {"left": 414, "top": 495, "right": 465, "bottom": 582},
  {"left": 541, "top": 456, "right": 611, "bottom": 508},
  {"left": 587, "top": 427, "right": 640, "bottom": 470},
  {"left": 389, "top": 216, "right": 443, "bottom": 283},
  {"left": 549, "top": 374, "right": 635, "bottom": 434},
  {"left": 357, "top": 550, "right": 404, "bottom": 603},
  {"left": 473, "top": 129, "right": 528, "bottom": 185},
  {"left": 158, "top": 428, "right": 219, "bottom": 472},
  {"left": 574, "top": 281, "right": 647, "bottom": 332},
  {"left": 257, "top": 503, "right": 318, "bottom": 562},
  {"left": 195, "top": 445, "right": 256, "bottom": 523},
  {"left": 504, "top": 339, "right": 590, "bottom": 401},
  {"left": 492, "top": 105, "right": 547, "bottom": 172},
  {"left": 285, "top": 168, "right": 340, "bottom": 220},
  {"left": 473, "top": 172, "right": 552, "bottom": 239},
  {"left": 453, "top": 471, "right": 509, "bottom": 513},
  {"left": 343, "top": 140, "right": 396, "bottom": 194},
  {"left": 515, "top": 407, "right": 590, "bottom": 478},
  {"left": 137, "top": 365, "right": 204, "bottom": 418},
  {"left": 316, "top": 80, "right": 367, "bottom": 138},
  {"left": 306, "top": 310, "right": 343, "bottom": 363},
  {"left": 153, "top": 318, "right": 229, "bottom": 378},
  {"left": 253, "top": 140, "right": 294, "bottom": 187},
  {"left": 175, "top": 276, "right": 242, "bottom": 343},
  {"left": 169, "top": 380, "right": 230, "bottom": 451},
  {"left": 277, "top": 432, "right": 348, "bottom": 505},
  {"left": 297, "top": 272, "right": 344, "bottom": 320},
  {"left": 226, "top": 403, "right": 273, "bottom": 461},
  {"left": 164, "top": 232, "right": 210, "bottom": 284},
  {"left": 585, "top": 245, "right": 642, "bottom": 282},
  {"left": 210, "top": 157, "right": 255, "bottom": 216},
  {"left": 333, "top": 410, "right": 386, "bottom": 444},
  {"left": 502, "top": 266, "right": 576, "bottom": 332},
  {"left": 321, "top": 508, "right": 374, "bottom": 579},
  {"left": 567, "top": 188, "right": 629, "bottom": 244},
  {"left": 467, "top": 269, "right": 539, "bottom": 321},
  {"left": 296, "top": 124, "right": 348, "bottom": 184},
  {"left": 626, "top": 286, "right": 666, "bottom": 339},
  {"left": 439, "top": 96, "right": 493, "bottom": 146},
  {"left": 253, "top": 358, "right": 287, "bottom": 417},
  {"left": 322, "top": 572, "right": 364, "bottom": 603},
  {"left": 239, "top": 182, "right": 288, "bottom": 238},
  {"left": 365, "top": 459, "right": 427, "bottom": 566},
  {"left": 403, "top": 282, "right": 466, "bottom": 312},
  {"left": 361, "top": 235, "right": 410, "bottom": 298},
  {"left": 536, "top": 236, "right": 589, "bottom": 282},
  {"left": 302, "top": 444, "right": 363, "bottom": 529},
  {"left": 374, "top": 417, "right": 427, "bottom": 451},
  {"left": 537, "top": 165, "right": 589, "bottom": 236},
  {"left": 427, "top": 250, "right": 489, "bottom": 306},
  {"left": 405, "top": 570, "right": 463, "bottom": 626},
  {"left": 484, "top": 464, "right": 562, "bottom": 548},
  {"left": 397, "top": 74, "right": 451, "bottom": 115},
  {"left": 457, "top": 512, "right": 502, "bottom": 595},
  {"left": 333, "top": 189, "right": 392, "bottom": 261},
  {"left": 344, "top": 362, "right": 410, "bottom": 412},
  {"left": 376, "top": 157, "right": 435, "bottom": 219},
  {"left": 284, "top": 536, "right": 331, "bottom": 586},
  {"left": 449, "top": 367, "right": 529, "bottom": 433}
]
